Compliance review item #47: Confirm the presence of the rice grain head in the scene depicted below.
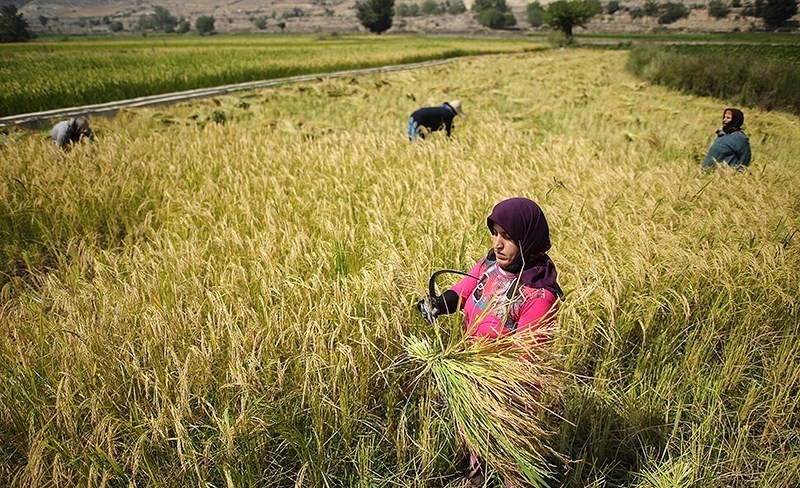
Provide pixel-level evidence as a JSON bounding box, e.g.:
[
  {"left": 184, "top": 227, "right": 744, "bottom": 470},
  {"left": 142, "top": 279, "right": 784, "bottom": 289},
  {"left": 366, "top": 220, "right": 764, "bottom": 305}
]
[{"left": 404, "top": 326, "right": 568, "bottom": 487}]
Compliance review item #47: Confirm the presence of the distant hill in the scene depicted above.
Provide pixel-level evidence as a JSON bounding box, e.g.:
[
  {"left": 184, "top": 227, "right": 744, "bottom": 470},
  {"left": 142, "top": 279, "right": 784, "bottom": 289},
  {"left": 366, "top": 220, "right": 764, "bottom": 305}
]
[{"left": 18, "top": 0, "right": 781, "bottom": 36}]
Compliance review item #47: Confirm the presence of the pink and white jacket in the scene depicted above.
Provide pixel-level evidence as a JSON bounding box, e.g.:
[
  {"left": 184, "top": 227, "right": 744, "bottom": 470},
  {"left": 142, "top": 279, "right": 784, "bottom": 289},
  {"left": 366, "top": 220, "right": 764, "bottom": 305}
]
[{"left": 451, "top": 257, "right": 558, "bottom": 339}]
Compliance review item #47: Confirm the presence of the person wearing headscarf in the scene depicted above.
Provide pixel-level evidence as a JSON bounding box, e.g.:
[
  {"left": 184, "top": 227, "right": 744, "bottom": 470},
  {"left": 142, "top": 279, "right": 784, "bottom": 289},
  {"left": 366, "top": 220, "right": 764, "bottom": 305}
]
[
  {"left": 418, "top": 196, "right": 561, "bottom": 338},
  {"left": 406, "top": 100, "right": 466, "bottom": 141},
  {"left": 51, "top": 116, "right": 94, "bottom": 149},
  {"left": 416, "top": 197, "right": 562, "bottom": 486},
  {"left": 702, "top": 108, "right": 751, "bottom": 170}
]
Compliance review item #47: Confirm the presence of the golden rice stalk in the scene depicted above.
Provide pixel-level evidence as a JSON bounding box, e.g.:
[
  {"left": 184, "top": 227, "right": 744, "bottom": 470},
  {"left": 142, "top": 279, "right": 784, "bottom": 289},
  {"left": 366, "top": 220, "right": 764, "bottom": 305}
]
[{"left": 405, "top": 330, "right": 567, "bottom": 487}]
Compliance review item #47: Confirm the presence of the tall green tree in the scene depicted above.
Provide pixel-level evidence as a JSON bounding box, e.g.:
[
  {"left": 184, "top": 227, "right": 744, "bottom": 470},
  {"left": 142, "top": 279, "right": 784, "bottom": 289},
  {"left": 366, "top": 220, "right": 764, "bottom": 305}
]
[
  {"left": 195, "top": 16, "right": 215, "bottom": 35},
  {"left": 0, "top": 4, "right": 34, "bottom": 43},
  {"left": 527, "top": 1, "right": 545, "bottom": 26},
  {"left": 356, "top": 0, "right": 395, "bottom": 33},
  {"left": 472, "top": 0, "right": 517, "bottom": 28},
  {"left": 543, "top": 0, "right": 599, "bottom": 39},
  {"left": 138, "top": 6, "right": 178, "bottom": 32}
]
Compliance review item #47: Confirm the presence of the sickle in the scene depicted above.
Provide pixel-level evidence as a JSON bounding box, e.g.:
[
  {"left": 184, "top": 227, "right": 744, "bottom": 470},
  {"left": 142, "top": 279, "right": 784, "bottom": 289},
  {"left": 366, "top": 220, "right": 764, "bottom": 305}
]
[{"left": 428, "top": 269, "right": 479, "bottom": 301}]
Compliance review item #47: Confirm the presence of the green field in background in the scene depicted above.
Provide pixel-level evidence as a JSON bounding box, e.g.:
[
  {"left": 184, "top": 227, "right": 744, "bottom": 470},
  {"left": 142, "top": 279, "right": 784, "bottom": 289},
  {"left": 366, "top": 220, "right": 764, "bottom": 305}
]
[{"left": 0, "top": 34, "right": 544, "bottom": 116}]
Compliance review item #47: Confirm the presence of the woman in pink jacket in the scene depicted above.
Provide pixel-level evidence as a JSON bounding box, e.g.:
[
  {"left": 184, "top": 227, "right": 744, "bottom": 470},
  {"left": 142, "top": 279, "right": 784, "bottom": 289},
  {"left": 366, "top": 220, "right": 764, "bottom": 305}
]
[
  {"left": 419, "top": 196, "right": 561, "bottom": 338},
  {"left": 417, "top": 196, "right": 562, "bottom": 486}
]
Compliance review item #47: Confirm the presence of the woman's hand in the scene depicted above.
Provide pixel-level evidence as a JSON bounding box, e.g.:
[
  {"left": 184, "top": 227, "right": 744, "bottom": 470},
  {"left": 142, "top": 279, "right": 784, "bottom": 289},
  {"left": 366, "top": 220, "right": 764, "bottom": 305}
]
[
  {"left": 416, "top": 290, "right": 460, "bottom": 322},
  {"left": 416, "top": 296, "right": 444, "bottom": 322}
]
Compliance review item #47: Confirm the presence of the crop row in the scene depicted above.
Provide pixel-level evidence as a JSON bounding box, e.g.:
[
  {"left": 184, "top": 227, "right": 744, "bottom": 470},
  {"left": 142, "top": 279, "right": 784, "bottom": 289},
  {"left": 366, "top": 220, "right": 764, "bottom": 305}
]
[{"left": 0, "top": 34, "right": 540, "bottom": 117}]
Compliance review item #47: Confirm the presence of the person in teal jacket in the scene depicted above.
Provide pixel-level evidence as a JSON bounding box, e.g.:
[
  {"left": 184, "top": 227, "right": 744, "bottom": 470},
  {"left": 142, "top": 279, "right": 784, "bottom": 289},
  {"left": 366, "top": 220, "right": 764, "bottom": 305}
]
[{"left": 702, "top": 108, "right": 751, "bottom": 170}]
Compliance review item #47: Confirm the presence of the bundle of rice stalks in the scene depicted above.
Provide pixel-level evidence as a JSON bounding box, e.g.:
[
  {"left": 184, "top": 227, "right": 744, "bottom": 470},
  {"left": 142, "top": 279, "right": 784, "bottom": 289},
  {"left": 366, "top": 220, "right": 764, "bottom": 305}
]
[{"left": 405, "top": 331, "right": 568, "bottom": 487}]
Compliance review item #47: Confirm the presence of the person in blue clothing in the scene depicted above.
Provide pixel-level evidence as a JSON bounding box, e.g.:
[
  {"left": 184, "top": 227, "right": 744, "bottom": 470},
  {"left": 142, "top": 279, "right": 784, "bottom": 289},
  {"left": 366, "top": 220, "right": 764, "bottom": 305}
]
[
  {"left": 406, "top": 100, "right": 466, "bottom": 141},
  {"left": 702, "top": 108, "right": 751, "bottom": 170}
]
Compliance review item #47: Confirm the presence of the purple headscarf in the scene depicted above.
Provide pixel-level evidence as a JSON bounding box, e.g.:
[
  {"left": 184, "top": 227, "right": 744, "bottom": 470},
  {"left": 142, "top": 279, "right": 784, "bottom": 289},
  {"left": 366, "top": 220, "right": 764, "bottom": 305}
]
[{"left": 486, "top": 197, "right": 562, "bottom": 297}]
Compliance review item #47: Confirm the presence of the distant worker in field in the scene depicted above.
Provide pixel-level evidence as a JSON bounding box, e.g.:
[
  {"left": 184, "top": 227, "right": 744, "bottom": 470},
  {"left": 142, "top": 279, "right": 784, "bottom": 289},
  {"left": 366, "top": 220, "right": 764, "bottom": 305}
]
[
  {"left": 702, "top": 108, "right": 751, "bottom": 171},
  {"left": 51, "top": 116, "right": 94, "bottom": 149},
  {"left": 406, "top": 100, "right": 466, "bottom": 141}
]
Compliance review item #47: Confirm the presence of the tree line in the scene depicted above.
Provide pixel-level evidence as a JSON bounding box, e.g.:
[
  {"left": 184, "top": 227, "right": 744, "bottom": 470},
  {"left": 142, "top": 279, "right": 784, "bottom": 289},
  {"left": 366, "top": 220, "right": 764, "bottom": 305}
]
[
  {"left": 2, "top": 0, "right": 799, "bottom": 42},
  {"left": 357, "top": 0, "right": 797, "bottom": 37},
  {"left": 0, "top": 4, "right": 216, "bottom": 41}
]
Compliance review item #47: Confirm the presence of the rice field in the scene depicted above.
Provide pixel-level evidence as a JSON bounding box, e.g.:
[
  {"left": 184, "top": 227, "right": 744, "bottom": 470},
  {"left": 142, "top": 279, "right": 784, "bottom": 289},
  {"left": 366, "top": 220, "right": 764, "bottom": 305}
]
[
  {"left": 0, "top": 34, "right": 541, "bottom": 117},
  {"left": 1, "top": 46, "right": 799, "bottom": 487}
]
